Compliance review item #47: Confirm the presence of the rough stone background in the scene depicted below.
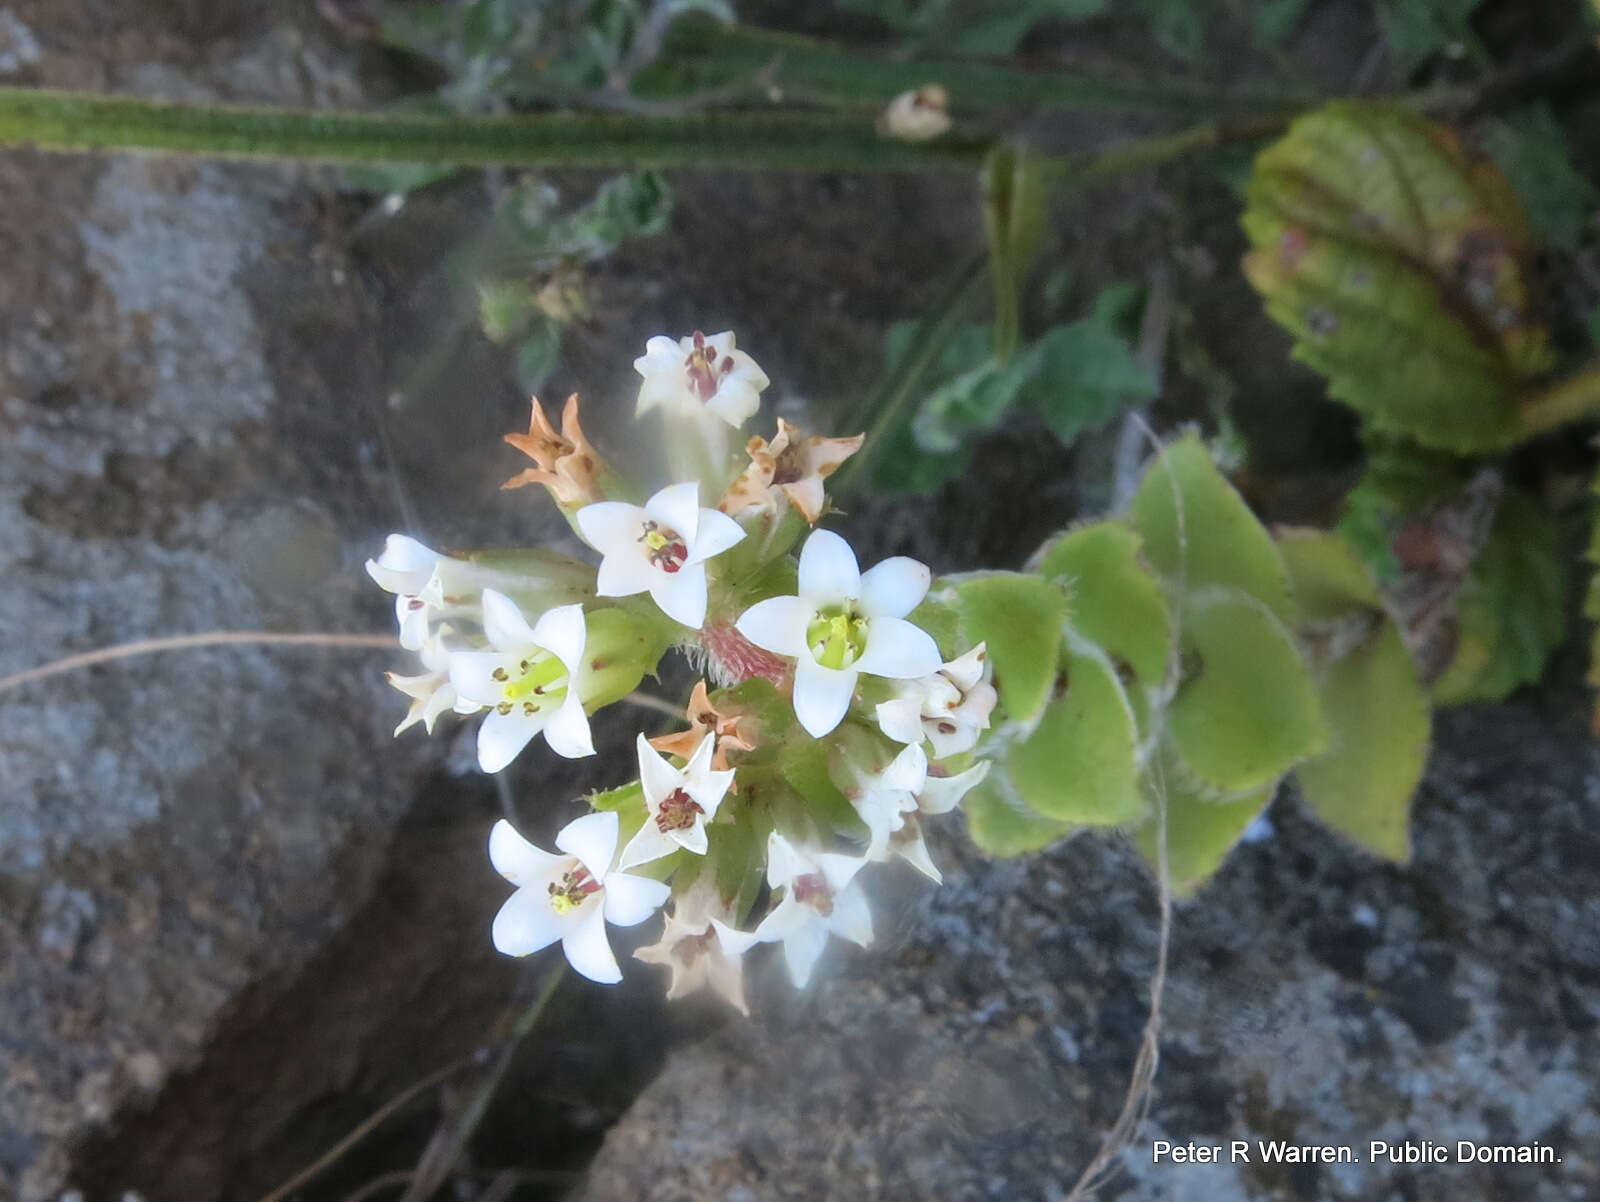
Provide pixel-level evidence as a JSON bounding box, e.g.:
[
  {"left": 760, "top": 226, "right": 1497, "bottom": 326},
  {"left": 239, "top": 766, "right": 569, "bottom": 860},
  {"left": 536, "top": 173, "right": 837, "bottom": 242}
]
[{"left": 0, "top": 1, "right": 1597, "bottom": 1201}]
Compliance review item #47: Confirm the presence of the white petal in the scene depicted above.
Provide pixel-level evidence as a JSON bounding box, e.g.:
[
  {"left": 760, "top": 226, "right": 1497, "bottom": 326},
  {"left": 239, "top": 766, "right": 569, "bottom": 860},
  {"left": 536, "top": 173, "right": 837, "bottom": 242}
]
[
  {"left": 646, "top": 481, "right": 703, "bottom": 545},
  {"left": 792, "top": 658, "right": 857, "bottom": 738},
  {"left": 367, "top": 535, "right": 440, "bottom": 592},
  {"left": 576, "top": 501, "right": 647, "bottom": 554},
  {"left": 925, "top": 718, "right": 980, "bottom": 760},
  {"left": 919, "top": 761, "right": 990, "bottom": 814},
  {"left": 636, "top": 371, "right": 685, "bottom": 415},
  {"left": 686, "top": 508, "right": 747, "bottom": 566},
  {"left": 617, "top": 823, "right": 679, "bottom": 871},
  {"left": 818, "top": 851, "right": 868, "bottom": 894},
  {"left": 649, "top": 564, "right": 708, "bottom": 629},
  {"left": 556, "top": 810, "right": 619, "bottom": 880},
  {"left": 880, "top": 743, "right": 929, "bottom": 794},
  {"left": 796, "top": 529, "right": 861, "bottom": 605},
  {"left": 943, "top": 644, "right": 989, "bottom": 691},
  {"left": 636, "top": 734, "right": 681, "bottom": 807},
  {"left": 477, "top": 707, "right": 546, "bottom": 774},
  {"left": 686, "top": 767, "right": 735, "bottom": 821},
  {"left": 529, "top": 603, "right": 587, "bottom": 675},
  {"left": 683, "top": 731, "right": 718, "bottom": 778},
  {"left": 672, "top": 822, "right": 710, "bottom": 856},
  {"left": 488, "top": 819, "right": 562, "bottom": 887},
  {"left": 735, "top": 595, "right": 813, "bottom": 658},
  {"left": 596, "top": 549, "right": 658, "bottom": 598},
  {"left": 603, "top": 871, "right": 672, "bottom": 925},
  {"left": 562, "top": 905, "right": 622, "bottom": 983},
  {"left": 449, "top": 651, "right": 508, "bottom": 707},
  {"left": 712, "top": 918, "right": 760, "bottom": 957},
  {"left": 705, "top": 330, "right": 738, "bottom": 357},
  {"left": 481, "top": 589, "right": 540, "bottom": 650},
  {"left": 397, "top": 600, "right": 431, "bottom": 652},
  {"left": 858, "top": 557, "right": 931, "bottom": 619},
  {"left": 541, "top": 692, "right": 595, "bottom": 759},
  {"left": 765, "top": 831, "right": 813, "bottom": 890},
  {"left": 855, "top": 617, "right": 942, "bottom": 680},
  {"left": 876, "top": 697, "right": 927, "bottom": 746},
  {"left": 827, "top": 882, "right": 874, "bottom": 948},
  {"left": 707, "top": 383, "right": 761, "bottom": 428},
  {"left": 782, "top": 919, "right": 829, "bottom": 988},
  {"left": 638, "top": 335, "right": 684, "bottom": 367},
  {"left": 492, "top": 887, "right": 566, "bottom": 957}
]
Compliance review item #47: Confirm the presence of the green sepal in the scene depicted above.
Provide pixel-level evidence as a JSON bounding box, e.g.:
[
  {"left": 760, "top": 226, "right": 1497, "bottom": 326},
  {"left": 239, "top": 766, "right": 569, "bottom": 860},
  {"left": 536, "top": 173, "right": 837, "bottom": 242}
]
[
  {"left": 709, "top": 793, "right": 771, "bottom": 926},
  {"left": 1033, "top": 520, "right": 1172, "bottom": 689},
  {"left": 1008, "top": 643, "right": 1145, "bottom": 826},
  {"left": 779, "top": 737, "right": 870, "bottom": 844},
  {"left": 1129, "top": 434, "right": 1293, "bottom": 621},
  {"left": 574, "top": 603, "right": 679, "bottom": 711},
  {"left": 1278, "top": 529, "right": 1429, "bottom": 862},
  {"left": 1168, "top": 591, "right": 1329, "bottom": 798},
  {"left": 963, "top": 774, "right": 1075, "bottom": 857},
  {"left": 947, "top": 572, "right": 1069, "bottom": 723},
  {"left": 587, "top": 778, "right": 645, "bottom": 814}
]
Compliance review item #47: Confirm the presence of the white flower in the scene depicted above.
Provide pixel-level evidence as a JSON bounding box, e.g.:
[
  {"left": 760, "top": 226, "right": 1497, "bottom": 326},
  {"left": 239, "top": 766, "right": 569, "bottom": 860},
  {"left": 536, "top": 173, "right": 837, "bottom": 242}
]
[
  {"left": 386, "top": 625, "right": 478, "bottom": 736},
  {"left": 634, "top": 877, "right": 752, "bottom": 1012},
  {"left": 448, "top": 591, "right": 594, "bottom": 771},
  {"left": 875, "top": 643, "right": 997, "bottom": 758},
  {"left": 489, "top": 812, "right": 670, "bottom": 984},
  {"left": 575, "top": 481, "right": 746, "bottom": 629},
  {"left": 618, "top": 732, "right": 735, "bottom": 869},
  {"left": 366, "top": 534, "right": 443, "bottom": 651},
  {"left": 751, "top": 832, "right": 873, "bottom": 988},
  {"left": 634, "top": 330, "right": 770, "bottom": 429},
  {"left": 735, "top": 529, "right": 942, "bottom": 738}
]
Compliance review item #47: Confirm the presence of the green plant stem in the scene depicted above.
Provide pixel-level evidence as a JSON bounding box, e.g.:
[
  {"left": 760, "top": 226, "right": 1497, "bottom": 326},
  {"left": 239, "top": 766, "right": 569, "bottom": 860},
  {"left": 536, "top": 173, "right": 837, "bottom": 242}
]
[
  {"left": 0, "top": 86, "right": 988, "bottom": 170},
  {"left": 636, "top": 17, "right": 1320, "bottom": 116},
  {"left": 1517, "top": 365, "right": 1600, "bottom": 440}
]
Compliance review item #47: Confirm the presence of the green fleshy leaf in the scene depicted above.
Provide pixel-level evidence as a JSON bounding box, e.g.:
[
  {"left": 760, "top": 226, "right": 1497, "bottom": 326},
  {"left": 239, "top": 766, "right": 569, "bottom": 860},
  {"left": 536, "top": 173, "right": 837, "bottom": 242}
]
[
  {"left": 952, "top": 572, "right": 1070, "bottom": 722},
  {"left": 1008, "top": 645, "right": 1145, "bottom": 825},
  {"left": 1023, "top": 320, "right": 1156, "bottom": 447},
  {"left": 1432, "top": 489, "right": 1567, "bottom": 703},
  {"left": 963, "top": 775, "right": 1075, "bottom": 856},
  {"left": 1033, "top": 521, "right": 1172, "bottom": 689},
  {"left": 1130, "top": 434, "right": 1294, "bottom": 621},
  {"left": 1279, "top": 529, "right": 1429, "bottom": 862},
  {"left": 1168, "top": 592, "right": 1329, "bottom": 797},
  {"left": 1139, "top": 768, "right": 1275, "bottom": 896}
]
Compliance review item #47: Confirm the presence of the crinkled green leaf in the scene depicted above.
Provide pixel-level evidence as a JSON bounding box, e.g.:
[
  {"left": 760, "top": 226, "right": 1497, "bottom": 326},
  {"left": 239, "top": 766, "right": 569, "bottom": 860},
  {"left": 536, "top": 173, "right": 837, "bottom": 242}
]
[
  {"left": 1169, "top": 592, "right": 1329, "bottom": 797},
  {"left": 1033, "top": 521, "right": 1171, "bottom": 689},
  {"left": 1336, "top": 439, "right": 1470, "bottom": 581},
  {"left": 1139, "top": 768, "right": 1275, "bottom": 896},
  {"left": 1130, "top": 434, "right": 1294, "bottom": 621},
  {"left": 911, "top": 345, "right": 1041, "bottom": 454},
  {"left": 1432, "top": 489, "right": 1567, "bottom": 703},
  {"left": 1279, "top": 530, "right": 1429, "bottom": 862},
  {"left": 1242, "top": 102, "right": 1554, "bottom": 454},
  {"left": 963, "top": 775, "right": 1075, "bottom": 856},
  {"left": 1009, "top": 645, "right": 1144, "bottom": 825},
  {"left": 1023, "top": 320, "right": 1156, "bottom": 446},
  {"left": 953, "top": 572, "right": 1070, "bottom": 722}
]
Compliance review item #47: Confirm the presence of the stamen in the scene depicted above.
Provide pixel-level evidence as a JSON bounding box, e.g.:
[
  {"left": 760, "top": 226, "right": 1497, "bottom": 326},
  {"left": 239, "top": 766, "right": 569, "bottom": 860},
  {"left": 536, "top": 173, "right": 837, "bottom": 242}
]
[
  {"left": 793, "top": 872, "right": 834, "bottom": 917},
  {"left": 655, "top": 787, "right": 705, "bottom": 833}
]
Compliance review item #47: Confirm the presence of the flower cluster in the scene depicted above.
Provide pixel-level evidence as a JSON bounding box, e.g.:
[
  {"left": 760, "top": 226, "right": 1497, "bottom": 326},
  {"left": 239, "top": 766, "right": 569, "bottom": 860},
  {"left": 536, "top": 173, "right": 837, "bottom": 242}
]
[{"left": 369, "top": 330, "right": 995, "bottom": 1007}]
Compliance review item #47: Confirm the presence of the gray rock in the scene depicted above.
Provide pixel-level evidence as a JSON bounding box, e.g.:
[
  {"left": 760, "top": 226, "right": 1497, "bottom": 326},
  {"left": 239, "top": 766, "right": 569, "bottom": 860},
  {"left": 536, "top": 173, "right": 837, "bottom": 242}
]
[{"left": 582, "top": 703, "right": 1600, "bottom": 1202}]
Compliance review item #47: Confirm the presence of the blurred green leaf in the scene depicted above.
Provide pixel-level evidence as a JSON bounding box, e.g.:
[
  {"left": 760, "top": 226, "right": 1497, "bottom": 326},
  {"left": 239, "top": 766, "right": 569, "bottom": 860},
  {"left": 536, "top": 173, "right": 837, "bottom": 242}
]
[
  {"left": 912, "top": 345, "right": 1041, "bottom": 453},
  {"left": 1140, "top": 0, "right": 1205, "bottom": 60},
  {"left": 1023, "top": 320, "right": 1156, "bottom": 445},
  {"left": 504, "top": 170, "right": 673, "bottom": 261},
  {"left": 1337, "top": 440, "right": 1470, "bottom": 581},
  {"left": 1034, "top": 521, "right": 1172, "bottom": 690},
  {"left": 964, "top": 775, "right": 1075, "bottom": 856},
  {"left": 1252, "top": 0, "right": 1312, "bottom": 48},
  {"left": 515, "top": 320, "right": 563, "bottom": 393},
  {"left": 954, "top": 572, "right": 1070, "bottom": 722},
  {"left": 1478, "top": 103, "right": 1597, "bottom": 252},
  {"left": 1139, "top": 764, "right": 1275, "bottom": 895},
  {"left": 1372, "top": 0, "right": 1484, "bottom": 75},
  {"left": 983, "top": 143, "right": 1047, "bottom": 361}
]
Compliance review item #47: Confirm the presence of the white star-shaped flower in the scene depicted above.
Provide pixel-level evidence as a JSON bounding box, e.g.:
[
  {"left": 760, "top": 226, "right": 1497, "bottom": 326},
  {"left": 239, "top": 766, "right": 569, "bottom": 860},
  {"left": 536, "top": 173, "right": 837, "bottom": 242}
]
[
  {"left": 489, "top": 812, "right": 671, "bottom": 984},
  {"left": 448, "top": 591, "right": 594, "bottom": 771},
  {"left": 618, "top": 732, "right": 735, "bottom": 869},
  {"left": 875, "top": 643, "right": 997, "bottom": 758},
  {"left": 634, "top": 330, "right": 770, "bottom": 429},
  {"left": 735, "top": 529, "right": 942, "bottom": 738},
  {"left": 386, "top": 625, "right": 479, "bottom": 736},
  {"left": 750, "top": 832, "right": 873, "bottom": 988},
  {"left": 633, "top": 877, "right": 752, "bottom": 1013},
  {"left": 366, "top": 534, "right": 444, "bottom": 651},
  {"left": 866, "top": 757, "right": 989, "bottom": 884},
  {"left": 575, "top": 481, "right": 746, "bottom": 629}
]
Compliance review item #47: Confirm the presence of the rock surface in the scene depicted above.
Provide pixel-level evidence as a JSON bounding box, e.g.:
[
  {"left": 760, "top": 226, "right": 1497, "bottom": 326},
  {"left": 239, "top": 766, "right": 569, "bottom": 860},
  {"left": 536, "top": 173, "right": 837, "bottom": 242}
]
[{"left": 582, "top": 702, "right": 1600, "bottom": 1202}]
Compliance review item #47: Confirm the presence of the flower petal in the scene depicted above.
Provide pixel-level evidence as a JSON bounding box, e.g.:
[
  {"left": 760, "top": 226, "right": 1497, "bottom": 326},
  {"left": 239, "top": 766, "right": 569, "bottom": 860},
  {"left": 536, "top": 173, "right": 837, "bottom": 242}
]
[
  {"left": 481, "top": 589, "right": 540, "bottom": 650},
  {"left": 646, "top": 481, "right": 703, "bottom": 546},
  {"left": 556, "top": 810, "right": 619, "bottom": 880},
  {"left": 488, "top": 819, "right": 562, "bottom": 887},
  {"left": 858, "top": 556, "right": 931, "bottom": 619},
  {"left": 687, "top": 508, "right": 747, "bottom": 566},
  {"left": 649, "top": 563, "right": 708, "bottom": 629},
  {"left": 686, "top": 767, "right": 734, "bottom": 821},
  {"left": 636, "top": 734, "right": 681, "bottom": 808},
  {"left": 792, "top": 658, "right": 857, "bottom": 738},
  {"left": 782, "top": 919, "right": 829, "bottom": 988},
  {"left": 796, "top": 529, "right": 860, "bottom": 605},
  {"left": 596, "top": 548, "right": 657, "bottom": 599},
  {"left": 477, "top": 707, "right": 545, "bottom": 774},
  {"left": 449, "top": 651, "right": 507, "bottom": 707},
  {"left": 602, "top": 871, "right": 672, "bottom": 926},
  {"left": 491, "top": 887, "right": 566, "bottom": 957},
  {"left": 562, "top": 905, "right": 622, "bottom": 983},
  {"left": 541, "top": 692, "right": 595, "bottom": 759},
  {"left": 366, "top": 534, "right": 440, "bottom": 592},
  {"left": 875, "top": 697, "right": 926, "bottom": 746},
  {"left": 880, "top": 743, "right": 929, "bottom": 794},
  {"left": 919, "top": 761, "right": 990, "bottom": 814},
  {"left": 576, "top": 501, "right": 646, "bottom": 555},
  {"left": 529, "top": 603, "right": 587, "bottom": 675},
  {"left": 895, "top": 823, "right": 943, "bottom": 883},
  {"left": 617, "top": 823, "right": 678, "bottom": 871},
  {"left": 855, "top": 617, "right": 941, "bottom": 679},
  {"left": 827, "top": 882, "right": 874, "bottom": 948},
  {"left": 765, "top": 832, "right": 814, "bottom": 890},
  {"left": 711, "top": 918, "right": 760, "bottom": 957},
  {"left": 735, "top": 595, "right": 813, "bottom": 658},
  {"left": 943, "top": 643, "right": 989, "bottom": 691}
]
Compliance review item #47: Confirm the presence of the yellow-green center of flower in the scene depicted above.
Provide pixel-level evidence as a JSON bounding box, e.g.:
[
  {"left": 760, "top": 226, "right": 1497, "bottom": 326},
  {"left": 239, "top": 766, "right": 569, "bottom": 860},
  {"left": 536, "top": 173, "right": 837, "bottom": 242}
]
[
  {"left": 491, "top": 650, "right": 569, "bottom": 716},
  {"left": 806, "top": 605, "right": 868, "bottom": 671},
  {"left": 547, "top": 865, "right": 600, "bottom": 914}
]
